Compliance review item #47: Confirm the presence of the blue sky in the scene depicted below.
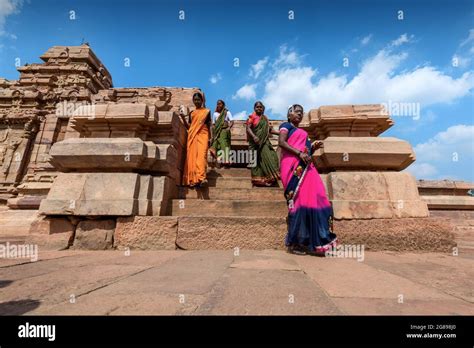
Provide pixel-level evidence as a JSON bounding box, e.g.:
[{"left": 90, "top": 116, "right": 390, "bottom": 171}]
[{"left": 0, "top": 0, "right": 473, "bottom": 181}]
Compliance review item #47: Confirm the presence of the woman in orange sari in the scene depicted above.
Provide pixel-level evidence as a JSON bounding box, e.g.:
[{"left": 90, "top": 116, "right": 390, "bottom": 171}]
[{"left": 180, "top": 92, "right": 211, "bottom": 188}]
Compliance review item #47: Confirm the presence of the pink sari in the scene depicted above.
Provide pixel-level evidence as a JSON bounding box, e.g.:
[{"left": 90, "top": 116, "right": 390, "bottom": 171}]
[{"left": 279, "top": 122, "right": 337, "bottom": 253}]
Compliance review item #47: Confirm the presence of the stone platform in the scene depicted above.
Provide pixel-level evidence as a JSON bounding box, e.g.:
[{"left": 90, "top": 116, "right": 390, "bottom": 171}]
[
  {"left": 0, "top": 249, "right": 472, "bottom": 315},
  {"left": 0, "top": 45, "right": 470, "bottom": 255}
]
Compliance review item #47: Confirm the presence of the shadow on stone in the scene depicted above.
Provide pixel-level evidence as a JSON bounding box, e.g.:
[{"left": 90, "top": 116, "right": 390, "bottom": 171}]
[
  {"left": 0, "top": 299, "right": 41, "bottom": 315},
  {"left": 0, "top": 280, "right": 13, "bottom": 288}
]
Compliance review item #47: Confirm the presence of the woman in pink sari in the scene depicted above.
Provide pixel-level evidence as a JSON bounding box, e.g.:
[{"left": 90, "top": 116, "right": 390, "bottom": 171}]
[{"left": 278, "top": 104, "right": 337, "bottom": 255}]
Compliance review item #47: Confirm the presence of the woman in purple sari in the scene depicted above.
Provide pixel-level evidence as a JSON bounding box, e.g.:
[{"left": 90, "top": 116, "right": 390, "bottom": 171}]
[{"left": 278, "top": 104, "right": 337, "bottom": 255}]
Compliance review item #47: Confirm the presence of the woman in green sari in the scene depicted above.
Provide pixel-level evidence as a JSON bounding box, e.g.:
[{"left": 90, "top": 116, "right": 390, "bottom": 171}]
[
  {"left": 245, "top": 101, "right": 280, "bottom": 186},
  {"left": 210, "top": 99, "right": 233, "bottom": 167}
]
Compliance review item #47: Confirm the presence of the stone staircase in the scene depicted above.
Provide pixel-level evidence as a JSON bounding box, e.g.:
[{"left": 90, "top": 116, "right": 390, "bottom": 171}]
[
  {"left": 171, "top": 167, "right": 287, "bottom": 217},
  {"left": 167, "top": 167, "right": 289, "bottom": 250}
]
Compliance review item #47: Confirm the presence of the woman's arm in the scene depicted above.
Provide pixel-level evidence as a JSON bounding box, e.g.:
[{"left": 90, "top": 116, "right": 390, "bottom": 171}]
[
  {"left": 278, "top": 131, "right": 311, "bottom": 164},
  {"left": 246, "top": 124, "right": 259, "bottom": 144},
  {"left": 270, "top": 128, "right": 280, "bottom": 135},
  {"left": 206, "top": 111, "right": 212, "bottom": 142},
  {"left": 179, "top": 110, "right": 191, "bottom": 130}
]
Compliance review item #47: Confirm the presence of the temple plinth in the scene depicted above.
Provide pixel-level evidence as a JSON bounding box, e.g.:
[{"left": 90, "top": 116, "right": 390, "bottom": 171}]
[{"left": 0, "top": 45, "right": 471, "bottom": 252}]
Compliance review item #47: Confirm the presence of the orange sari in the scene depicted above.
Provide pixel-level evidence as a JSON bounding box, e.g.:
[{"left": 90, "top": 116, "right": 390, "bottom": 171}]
[{"left": 182, "top": 108, "right": 210, "bottom": 186}]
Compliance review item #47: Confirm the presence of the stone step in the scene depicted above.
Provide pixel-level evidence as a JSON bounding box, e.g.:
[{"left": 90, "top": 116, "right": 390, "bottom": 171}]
[
  {"left": 179, "top": 187, "right": 284, "bottom": 201},
  {"left": 0, "top": 236, "right": 27, "bottom": 245},
  {"left": 422, "top": 195, "right": 474, "bottom": 210},
  {"left": 429, "top": 210, "right": 474, "bottom": 219},
  {"left": 205, "top": 176, "right": 283, "bottom": 189},
  {"left": 170, "top": 199, "right": 288, "bottom": 217},
  {"left": 446, "top": 219, "right": 474, "bottom": 227},
  {"left": 207, "top": 177, "right": 254, "bottom": 189},
  {"left": 207, "top": 168, "right": 252, "bottom": 178}
]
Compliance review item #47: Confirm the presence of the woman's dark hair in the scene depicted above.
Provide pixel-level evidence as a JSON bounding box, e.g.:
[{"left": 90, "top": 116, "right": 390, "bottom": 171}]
[
  {"left": 192, "top": 92, "right": 204, "bottom": 101},
  {"left": 215, "top": 99, "right": 226, "bottom": 112},
  {"left": 287, "top": 104, "right": 304, "bottom": 121},
  {"left": 254, "top": 101, "right": 265, "bottom": 110}
]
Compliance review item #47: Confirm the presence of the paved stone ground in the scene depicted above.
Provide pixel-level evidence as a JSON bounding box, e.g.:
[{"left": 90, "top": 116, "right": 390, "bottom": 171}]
[{"left": 0, "top": 249, "right": 473, "bottom": 315}]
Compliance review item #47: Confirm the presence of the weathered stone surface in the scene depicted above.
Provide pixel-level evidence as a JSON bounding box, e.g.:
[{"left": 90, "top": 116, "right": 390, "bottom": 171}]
[
  {"left": 171, "top": 199, "right": 288, "bottom": 217},
  {"left": 0, "top": 209, "right": 39, "bottom": 236},
  {"left": 305, "top": 104, "right": 393, "bottom": 139},
  {"left": 416, "top": 179, "right": 474, "bottom": 210},
  {"left": 417, "top": 179, "right": 472, "bottom": 193},
  {"left": 48, "top": 138, "right": 173, "bottom": 172},
  {"left": 328, "top": 172, "right": 429, "bottom": 219},
  {"left": 7, "top": 195, "right": 46, "bottom": 209},
  {"left": 180, "top": 186, "right": 282, "bottom": 201},
  {"left": 39, "top": 172, "right": 140, "bottom": 216},
  {"left": 115, "top": 216, "right": 177, "bottom": 250},
  {"left": 72, "top": 219, "right": 115, "bottom": 250},
  {"left": 50, "top": 138, "right": 148, "bottom": 171},
  {"left": 176, "top": 216, "right": 287, "bottom": 250},
  {"left": 150, "top": 176, "right": 178, "bottom": 216},
  {"left": 29, "top": 215, "right": 74, "bottom": 235},
  {"left": 421, "top": 195, "right": 474, "bottom": 210},
  {"left": 24, "top": 215, "right": 75, "bottom": 250},
  {"left": 25, "top": 231, "right": 74, "bottom": 251},
  {"left": 313, "top": 137, "right": 415, "bottom": 171},
  {"left": 334, "top": 217, "right": 456, "bottom": 252},
  {"left": 384, "top": 172, "right": 429, "bottom": 217},
  {"left": 174, "top": 216, "right": 454, "bottom": 252}
]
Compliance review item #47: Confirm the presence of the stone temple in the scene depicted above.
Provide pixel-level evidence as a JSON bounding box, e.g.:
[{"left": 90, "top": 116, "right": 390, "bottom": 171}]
[{"left": 0, "top": 45, "right": 473, "bottom": 253}]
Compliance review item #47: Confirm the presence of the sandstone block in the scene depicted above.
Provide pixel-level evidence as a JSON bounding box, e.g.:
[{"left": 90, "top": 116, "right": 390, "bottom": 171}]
[
  {"left": 313, "top": 137, "right": 415, "bottom": 171},
  {"left": 306, "top": 105, "right": 393, "bottom": 138},
  {"left": 72, "top": 219, "right": 115, "bottom": 250},
  {"left": 39, "top": 173, "right": 140, "bottom": 216},
  {"left": 29, "top": 216, "right": 74, "bottom": 235},
  {"left": 421, "top": 196, "right": 474, "bottom": 210},
  {"left": 25, "top": 232, "right": 74, "bottom": 251},
  {"left": 334, "top": 217, "right": 455, "bottom": 252},
  {"left": 115, "top": 216, "right": 178, "bottom": 250},
  {"left": 328, "top": 172, "right": 428, "bottom": 219},
  {"left": 176, "top": 216, "right": 287, "bottom": 250}
]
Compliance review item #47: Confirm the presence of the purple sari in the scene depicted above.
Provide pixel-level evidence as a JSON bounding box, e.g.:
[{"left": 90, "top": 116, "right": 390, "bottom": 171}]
[{"left": 279, "top": 122, "right": 337, "bottom": 253}]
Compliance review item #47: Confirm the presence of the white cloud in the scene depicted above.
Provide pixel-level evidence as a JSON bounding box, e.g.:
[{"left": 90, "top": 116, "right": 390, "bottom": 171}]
[
  {"left": 261, "top": 39, "right": 474, "bottom": 116},
  {"left": 390, "top": 33, "right": 413, "bottom": 47},
  {"left": 233, "top": 110, "right": 248, "bottom": 120},
  {"left": 0, "top": 0, "right": 23, "bottom": 37},
  {"left": 452, "top": 54, "right": 471, "bottom": 69},
  {"left": 232, "top": 83, "right": 257, "bottom": 100},
  {"left": 209, "top": 73, "right": 222, "bottom": 84},
  {"left": 407, "top": 125, "right": 474, "bottom": 180},
  {"left": 249, "top": 57, "right": 268, "bottom": 79},
  {"left": 361, "top": 34, "right": 372, "bottom": 46},
  {"left": 460, "top": 29, "right": 474, "bottom": 47},
  {"left": 273, "top": 44, "right": 301, "bottom": 67},
  {"left": 413, "top": 125, "right": 474, "bottom": 161},
  {"left": 406, "top": 163, "right": 438, "bottom": 178},
  {"left": 452, "top": 29, "right": 474, "bottom": 69}
]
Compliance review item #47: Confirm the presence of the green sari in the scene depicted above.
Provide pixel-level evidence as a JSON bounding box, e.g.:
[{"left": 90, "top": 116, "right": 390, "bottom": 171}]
[
  {"left": 210, "top": 108, "right": 231, "bottom": 163},
  {"left": 248, "top": 115, "right": 280, "bottom": 186}
]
